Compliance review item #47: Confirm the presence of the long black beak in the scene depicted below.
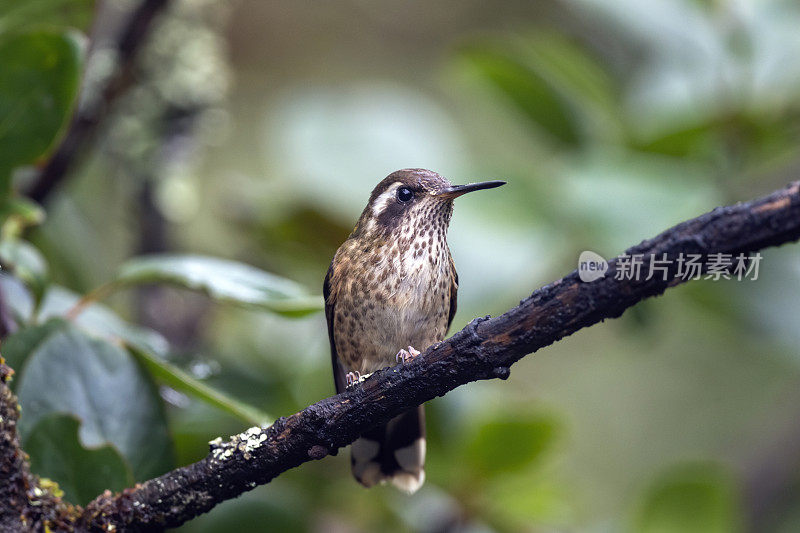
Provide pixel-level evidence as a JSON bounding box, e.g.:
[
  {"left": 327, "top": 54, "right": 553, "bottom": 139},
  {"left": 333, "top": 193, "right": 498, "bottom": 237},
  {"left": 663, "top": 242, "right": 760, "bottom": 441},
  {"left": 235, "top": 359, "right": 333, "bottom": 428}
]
[{"left": 436, "top": 180, "right": 506, "bottom": 199}]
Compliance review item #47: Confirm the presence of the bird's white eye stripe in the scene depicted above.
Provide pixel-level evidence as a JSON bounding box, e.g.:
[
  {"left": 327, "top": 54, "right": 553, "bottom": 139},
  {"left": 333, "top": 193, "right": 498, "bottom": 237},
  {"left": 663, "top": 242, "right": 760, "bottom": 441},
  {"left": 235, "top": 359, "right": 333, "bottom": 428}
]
[{"left": 371, "top": 182, "right": 403, "bottom": 217}]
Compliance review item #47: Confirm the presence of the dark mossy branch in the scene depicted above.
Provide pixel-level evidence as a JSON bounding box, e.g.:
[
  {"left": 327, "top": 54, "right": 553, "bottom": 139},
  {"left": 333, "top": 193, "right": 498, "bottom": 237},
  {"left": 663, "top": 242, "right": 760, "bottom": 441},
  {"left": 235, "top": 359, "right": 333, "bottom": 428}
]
[
  {"left": 0, "top": 182, "right": 798, "bottom": 530},
  {"left": 57, "top": 181, "right": 800, "bottom": 531},
  {"left": 1, "top": 353, "right": 77, "bottom": 530},
  {"left": 0, "top": 360, "right": 32, "bottom": 531}
]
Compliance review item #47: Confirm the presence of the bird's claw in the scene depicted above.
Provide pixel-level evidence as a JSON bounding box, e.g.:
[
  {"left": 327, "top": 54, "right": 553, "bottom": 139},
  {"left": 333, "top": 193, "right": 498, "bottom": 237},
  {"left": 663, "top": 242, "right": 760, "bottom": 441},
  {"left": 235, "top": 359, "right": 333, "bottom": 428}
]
[
  {"left": 345, "top": 371, "right": 360, "bottom": 388},
  {"left": 395, "top": 346, "right": 421, "bottom": 364},
  {"left": 345, "top": 371, "right": 371, "bottom": 388}
]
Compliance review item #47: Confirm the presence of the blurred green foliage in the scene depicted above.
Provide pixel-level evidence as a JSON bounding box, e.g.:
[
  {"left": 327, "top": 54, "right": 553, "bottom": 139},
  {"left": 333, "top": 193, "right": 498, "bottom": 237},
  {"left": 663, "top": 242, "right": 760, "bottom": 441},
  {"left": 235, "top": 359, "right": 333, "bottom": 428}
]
[
  {"left": 7, "top": 318, "right": 173, "bottom": 479},
  {"left": 0, "top": 30, "right": 82, "bottom": 188},
  {"left": 116, "top": 254, "right": 324, "bottom": 316},
  {"left": 0, "top": 0, "right": 94, "bottom": 191},
  {"left": 26, "top": 413, "right": 133, "bottom": 506},
  {"left": 634, "top": 463, "right": 741, "bottom": 533},
  {"left": 1, "top": 0, "right": 799, "bottom": 532}
]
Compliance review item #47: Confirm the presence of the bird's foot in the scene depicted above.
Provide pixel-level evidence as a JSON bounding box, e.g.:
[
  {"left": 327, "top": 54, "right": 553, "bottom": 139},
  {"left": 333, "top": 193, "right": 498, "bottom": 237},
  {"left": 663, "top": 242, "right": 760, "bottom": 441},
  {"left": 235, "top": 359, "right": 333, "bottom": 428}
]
[
  {"left": 345, "top": 371, "right": 360, "bottom": 387},
  {"left": 345, "top": 371, "right": 372, "bottom": 388},
  {"left": 395, "top": 346, "right": 421, "bottom": 364}
]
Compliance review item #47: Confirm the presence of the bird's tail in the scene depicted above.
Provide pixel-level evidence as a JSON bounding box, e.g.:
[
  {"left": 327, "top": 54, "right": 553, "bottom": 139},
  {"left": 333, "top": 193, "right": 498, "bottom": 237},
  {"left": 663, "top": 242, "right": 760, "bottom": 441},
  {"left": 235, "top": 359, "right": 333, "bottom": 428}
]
[{"left": 350, "top": 405, "right": 425, "bottom": 493}]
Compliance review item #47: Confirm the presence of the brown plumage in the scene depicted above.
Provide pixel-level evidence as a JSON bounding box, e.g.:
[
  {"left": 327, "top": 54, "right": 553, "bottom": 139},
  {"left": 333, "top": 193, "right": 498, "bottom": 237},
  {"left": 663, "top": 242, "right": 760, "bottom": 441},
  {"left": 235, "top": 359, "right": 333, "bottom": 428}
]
[{"left": 324, "top": 168, "right": 504, "bottom": 492}]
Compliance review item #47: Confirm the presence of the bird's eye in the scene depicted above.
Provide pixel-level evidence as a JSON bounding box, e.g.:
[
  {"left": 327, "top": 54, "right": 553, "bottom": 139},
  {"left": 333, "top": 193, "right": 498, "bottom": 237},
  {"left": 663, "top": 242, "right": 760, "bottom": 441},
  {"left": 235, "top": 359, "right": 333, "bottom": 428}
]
[{"left": 397, "top": 187, "right": 414, "bottom": 202}]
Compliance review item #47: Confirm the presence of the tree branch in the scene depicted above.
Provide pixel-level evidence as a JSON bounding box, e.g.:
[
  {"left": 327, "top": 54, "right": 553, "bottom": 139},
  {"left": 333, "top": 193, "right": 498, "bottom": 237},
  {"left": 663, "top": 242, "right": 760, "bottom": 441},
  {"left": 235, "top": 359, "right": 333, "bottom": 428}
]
[
  {"left": 25, "top": 0, "right": 171, "bottom": 204},
  {"left": 69, "top": 181, "right": 800, "bottom": 531},
  {"left": 0, "top": 286, "right": 75, "bottom": 531}
]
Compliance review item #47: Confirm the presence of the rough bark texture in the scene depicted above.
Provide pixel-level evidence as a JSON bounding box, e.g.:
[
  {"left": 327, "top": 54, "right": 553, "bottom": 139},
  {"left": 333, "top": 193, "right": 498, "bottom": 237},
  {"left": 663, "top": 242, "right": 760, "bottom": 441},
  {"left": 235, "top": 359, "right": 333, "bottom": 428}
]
[
  {"left": 0, "top": 360, "right": 77, "bottom": 532},
  {"left": 1, "top": 286, "right": 76, "bottom": 531},
  {"left": 62, "top": 181, "right": 800, "bottom": 532}
]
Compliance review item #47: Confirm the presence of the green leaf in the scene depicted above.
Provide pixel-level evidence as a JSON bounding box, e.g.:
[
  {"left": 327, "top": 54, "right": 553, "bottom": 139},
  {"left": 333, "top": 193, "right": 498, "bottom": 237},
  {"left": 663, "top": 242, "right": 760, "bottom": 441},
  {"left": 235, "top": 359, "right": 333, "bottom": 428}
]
[
  {"left": 0, "top": 273, "right": 35, "bottom": 324},
  {"left": 485, "top": 473, "right": 573, "bottom": 528},
  {"left": 634, "top": 463, "right": 742, "bottom": 533},
  {"left": 517, "top": 32, "right": 621, "bottom": 140},
  {"left": 39, "top": 285, "right": 170, "bottom": 355},
  {"left": 0, "top": 238, "right": 49, "bottom": 301},
  {"left": 15, "top": 318, "right": 174, "bottom": 480},
  {"left": 0, "top": 281, "right": 168, "bottom": 354},
  {"left": 464, "top": 414, "right": 559, "bottom": 478},
  {"left": 458, "top": 44, "right": 581, "bottom": 146},
  {"left": 115, "top": 254, "right": 324, "bottom": 317},
  {"left": 0, "top": 316, "right": 63, "bottom": 371},
  {"left": 0, "top": 196, "right": 45, "bottom": 235},
  {"left": 520, "top": 33, "right": 617, "bottom": 111},
  {"left": 24, "top": 413, "right": 132, "bottom": 506},
  {"left": 455, "top": 33, "right": 624, "bottom": 146},
  {"left": 129, "top": 345, "right": 272, "bottom": 426},
  {"left": 0, "top": 30, "right": 83, "bottom": 190},
  {"left": 629, "top": 121, "right": 718, "bottom": 158}
]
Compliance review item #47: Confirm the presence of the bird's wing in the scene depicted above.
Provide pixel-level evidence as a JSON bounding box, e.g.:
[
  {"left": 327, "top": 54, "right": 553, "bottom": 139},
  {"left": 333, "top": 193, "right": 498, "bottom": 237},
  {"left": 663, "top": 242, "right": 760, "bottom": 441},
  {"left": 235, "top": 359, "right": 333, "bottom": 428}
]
[
  {"left": 447, "top": 257, "right": 458, "bottom": 332},
  {"left": 324, "top": 262, "right": 348, "bottom": 394}
]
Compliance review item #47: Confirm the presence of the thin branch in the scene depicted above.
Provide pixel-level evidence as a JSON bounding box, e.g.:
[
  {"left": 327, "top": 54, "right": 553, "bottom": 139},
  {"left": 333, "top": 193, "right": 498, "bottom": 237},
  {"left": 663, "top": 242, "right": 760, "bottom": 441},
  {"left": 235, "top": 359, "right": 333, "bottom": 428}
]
[
  {"left": 72, "top": 181, "right": 800, "bottom": 532},
  {"left": 25, "top": 0, "right": 171, "bottom": 204}
]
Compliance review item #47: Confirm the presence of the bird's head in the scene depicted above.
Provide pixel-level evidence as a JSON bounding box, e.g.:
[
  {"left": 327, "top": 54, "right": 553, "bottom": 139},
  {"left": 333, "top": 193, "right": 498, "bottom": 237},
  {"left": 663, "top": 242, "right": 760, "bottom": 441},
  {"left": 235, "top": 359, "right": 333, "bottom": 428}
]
[{"left": 352, "top": 168, "right": 505, "bottom": 238}]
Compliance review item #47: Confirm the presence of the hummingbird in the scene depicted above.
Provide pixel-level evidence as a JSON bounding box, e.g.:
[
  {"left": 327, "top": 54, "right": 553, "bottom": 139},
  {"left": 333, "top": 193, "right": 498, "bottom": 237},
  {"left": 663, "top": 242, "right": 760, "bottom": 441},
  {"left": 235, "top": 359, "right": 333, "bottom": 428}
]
[{"left": 323, "top": 168, "right": 505, "bottom": 493}]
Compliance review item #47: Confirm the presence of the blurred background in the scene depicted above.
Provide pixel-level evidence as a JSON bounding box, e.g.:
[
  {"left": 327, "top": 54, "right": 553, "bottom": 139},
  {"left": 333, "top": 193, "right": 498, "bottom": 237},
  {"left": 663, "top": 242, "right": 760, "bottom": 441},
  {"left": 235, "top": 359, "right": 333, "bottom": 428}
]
[{"left": 1, "top": 0, "right": 800, "bottom": 531}]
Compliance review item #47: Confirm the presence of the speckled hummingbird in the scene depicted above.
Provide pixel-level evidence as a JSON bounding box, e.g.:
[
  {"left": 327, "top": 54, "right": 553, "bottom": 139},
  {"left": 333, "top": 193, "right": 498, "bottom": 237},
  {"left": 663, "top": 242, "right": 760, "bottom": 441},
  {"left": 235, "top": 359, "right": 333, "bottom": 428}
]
[{"left": 323, "top": 168, "right": 505, "bottom": 493}]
